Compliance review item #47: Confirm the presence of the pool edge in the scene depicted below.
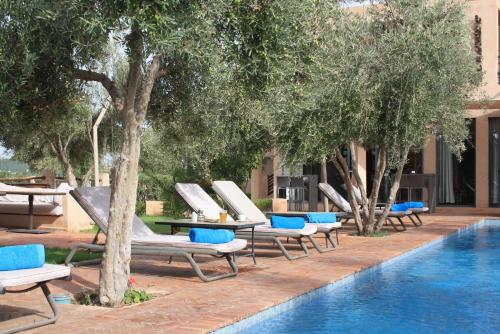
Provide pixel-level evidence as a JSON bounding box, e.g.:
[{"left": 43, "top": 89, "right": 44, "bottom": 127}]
[{"left": 212, "top": 218, "right": 493, "bottom": 334}]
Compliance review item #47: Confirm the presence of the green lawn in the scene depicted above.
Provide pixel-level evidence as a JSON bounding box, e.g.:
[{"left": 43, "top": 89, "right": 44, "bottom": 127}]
[
  {"left": 45, "top": 247, "right": 102, "bottom": 264},
  {"left": 140, "top": 215, "right": 177, "bottom": 234},
  {"left": 81, "top": 215, "right": 183, "bottom": 235}
]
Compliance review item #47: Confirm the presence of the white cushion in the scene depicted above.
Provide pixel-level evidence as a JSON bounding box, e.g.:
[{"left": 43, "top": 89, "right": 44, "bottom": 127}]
[
  {"left": 312, "top": 222, "right": 342, "bottom": 232},
  {"left": 175, "top": 183, "right": 234, "bottom": 222},
  {"left": 53, "top": 183, "right": 73, "bottom": 206},
  {"left": 253, "top": 222, "right": 317, "bottom": 236},
  {"left": 0, "top": 264, "right": 70, "bottom": 288},
  {"left": 132, "top": 234, "right": 247, "bottom": 253},
  {"left": 212, "top": 181, "right": 268, "bottom": 222},
  {"left": 410, "top": 207, "right": 429, "bottom": 213},
  {"left": 0, "top": 202, "right": 63, "bottom": 216},
  {"left": 0, "top": 182, "right": 59, "bottom": 204}
]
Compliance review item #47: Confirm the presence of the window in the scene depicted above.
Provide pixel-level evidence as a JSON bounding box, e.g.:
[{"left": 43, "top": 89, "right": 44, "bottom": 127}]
[{"left": 436, "top": 120, "right": 476, "bottom": 206}]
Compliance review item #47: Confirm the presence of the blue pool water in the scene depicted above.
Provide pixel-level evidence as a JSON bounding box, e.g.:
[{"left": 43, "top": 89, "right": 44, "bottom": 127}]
[{"left": 232, "top": 220, "right": 500, "bottom": 334}]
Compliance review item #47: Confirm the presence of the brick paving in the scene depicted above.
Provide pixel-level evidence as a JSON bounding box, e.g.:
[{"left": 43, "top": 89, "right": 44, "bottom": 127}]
[{"left": 0, "top": 214, "right": 495, "bottom": 333}]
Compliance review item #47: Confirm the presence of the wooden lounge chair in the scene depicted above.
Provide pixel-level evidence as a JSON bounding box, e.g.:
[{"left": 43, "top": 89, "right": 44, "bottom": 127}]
[
  {"left": 176, "top": 183, "right": 317, "bottom": 260},
  {"left": 65, "top": 187, "right": 247, "bottom": 282},
  {"left": 0, "top": 264, "right": 71, "bottom": 334}
]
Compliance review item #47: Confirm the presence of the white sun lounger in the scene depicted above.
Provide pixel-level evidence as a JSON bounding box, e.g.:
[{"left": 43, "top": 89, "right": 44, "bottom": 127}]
[
  {"left": 0, "top": 264, "right": 71, "bottom": 334},
  {"left": 318, "top": 183, "right": 415, "bottom": 231},
  {"left": 208, "top": 181, "right": 339, "bottom": 258},
  {"left": 210, "top": 181, "right": 342, "bottom": 251},
  {"left": 348, "top": 185, "right": 428, "bottom": 226},
  {"left": 66, "top": 187, "right": 247, "bottom": 282},
  {"left": 176, "top": 183, "right": 316, "bottom": 260}
]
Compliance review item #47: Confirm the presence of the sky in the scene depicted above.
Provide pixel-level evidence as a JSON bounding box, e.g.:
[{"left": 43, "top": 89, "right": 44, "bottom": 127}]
[{"left": 0, "top": 146, "right": 12, "bottom": 159}]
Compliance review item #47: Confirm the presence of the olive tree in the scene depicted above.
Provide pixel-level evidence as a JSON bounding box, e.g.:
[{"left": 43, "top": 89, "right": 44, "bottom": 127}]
[
  {"left": 0, "top": 0, "right": 330, "bottom": 305},
  {"left": 272, "top": 0, "right": 483, "bottom": 234}
]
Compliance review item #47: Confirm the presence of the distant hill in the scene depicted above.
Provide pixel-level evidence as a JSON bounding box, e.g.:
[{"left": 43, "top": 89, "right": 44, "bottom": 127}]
[{"left": 0, "top": 159, "right": 30, "bottom": 174}]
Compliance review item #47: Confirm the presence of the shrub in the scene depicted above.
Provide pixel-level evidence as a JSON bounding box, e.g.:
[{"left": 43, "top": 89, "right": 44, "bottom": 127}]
[{"left": 254, "top": 198, "right": 272, "bottom": 212}]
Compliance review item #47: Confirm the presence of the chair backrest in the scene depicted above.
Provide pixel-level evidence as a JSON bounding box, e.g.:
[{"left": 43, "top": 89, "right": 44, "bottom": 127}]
[
  {"left": 70, "top": 187, "right": 154, "bottom": 239},
  {"left": 318, "top": 183, "right": 352, "bottom": 213},
  {"left": 212, "top": 181, "right": 268, "bottom": 222},
  {"left": 175, "top": 183, "right": 234, "bottom": 222},
  {"left": 342, "top": 184, "right": 363, "bottom": 204}
]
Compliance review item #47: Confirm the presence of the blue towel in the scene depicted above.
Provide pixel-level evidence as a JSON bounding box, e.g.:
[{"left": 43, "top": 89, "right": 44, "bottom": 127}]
[
  {"left": 405, "top": 201, "right": 425, "bottom": 209},
  {"left": 391, "top": 203, "right": 409, "bottom": 212},
  {"left": 0, "top": 244, "right": 45, "bottom": 271},
  {"left": 305, "top": 213, "right": 337, "bottom": 224},
  {"left": 189, "top": 228, "right": 235, "bottom": 244},
  {"left": 270, "top": 216, "right": 305, "bottom": 229}
]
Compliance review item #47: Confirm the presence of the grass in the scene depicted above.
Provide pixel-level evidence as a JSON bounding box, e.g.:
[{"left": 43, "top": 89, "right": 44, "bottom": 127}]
[
  {"left": 80, "top": 215, "right": 186, "bottom": 235},
  {"left": 45, "top": 247, "right": 102, "bottom": 264},
  {"left": 140, "top": 215, "right": 178, "bottom": 234},
  {"left": 365, "top": 230, "right": 389, "bottom": 237}
]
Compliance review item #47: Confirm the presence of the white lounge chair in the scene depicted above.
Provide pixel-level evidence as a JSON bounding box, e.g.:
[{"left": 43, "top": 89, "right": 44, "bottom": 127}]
[
  {"left": 318, "top": 183, "right": 414, "bottom": 231},
  {"left": 176, "top": 183, "right": 316, "bottom": 260},
  {"left": 348, "top": 185, "right": 427, "bottom": 226},
  {"left": 212, "top": 181, "right": 342, "bottom": 251},
  {"left": 65, "top": 187, "right": 247, "bottom": 282},
  {"left": 0, "top": 264, "right": 71, "bottom": 334}
]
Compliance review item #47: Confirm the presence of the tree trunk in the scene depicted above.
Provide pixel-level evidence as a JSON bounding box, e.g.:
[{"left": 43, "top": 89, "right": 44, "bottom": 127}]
[
  {"left": 50, "top": 138, "right": 78, "bottom": 187},
  {"left": 331, "top": 148, "right": 364, "bottom": 235},
  {"left": 365, "top": 147, "right": 387, "bottom": 233},
  {"left": 97, "top": 34, "right": 161, "bottom": 305},
  {"left": 99, "top": 116, "right": 141, "bottom": 306},
  {"left": 82, "top": 167, "right": 93, "bottom": 187},
  {"left": 62, "top": 161, "right": 78, "bottom": 188},
  {"left": 348, "top": 143, "right": 371, "bottom": 233},
  {"left": 321, "top": 158, "right": 329, "bottom": 212},
  {"left": 374, "top": 149, "right": 409, "bottom": 230}
]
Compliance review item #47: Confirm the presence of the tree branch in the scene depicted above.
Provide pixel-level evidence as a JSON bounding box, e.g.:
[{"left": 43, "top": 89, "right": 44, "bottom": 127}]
[
  {"left": 123, "top": 26, "right": 143, "bottom": 120},
  {"left": 73, "top": 69, "right": 123, "bottom": 112},
  {"left": 135, "top": 54, "right": 162, "bottom": 124}
]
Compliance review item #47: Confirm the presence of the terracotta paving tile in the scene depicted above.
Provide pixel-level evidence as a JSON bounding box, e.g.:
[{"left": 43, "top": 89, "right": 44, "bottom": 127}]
[{"left": 0, "top": 214, "right": 496, "bottom": 333}]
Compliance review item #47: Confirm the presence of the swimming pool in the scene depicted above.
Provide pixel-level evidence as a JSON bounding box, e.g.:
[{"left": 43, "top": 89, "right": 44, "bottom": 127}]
[{"left": 219, "top": 220, "right": 500, "bottom": 334}]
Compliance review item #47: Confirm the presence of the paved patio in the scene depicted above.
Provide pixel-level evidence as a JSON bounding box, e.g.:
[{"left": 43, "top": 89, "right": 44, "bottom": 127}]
[{"left": 0, "top": 214, "right": 493, "bottom": 333}]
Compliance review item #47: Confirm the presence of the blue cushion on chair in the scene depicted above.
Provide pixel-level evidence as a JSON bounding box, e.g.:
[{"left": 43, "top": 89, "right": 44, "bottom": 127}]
[
  {"left": 405, "top": 201, "right": 425, "bottom": 209},
  {"left": 0, "top": 244, "right": 45, "bottom": 271},
  {"left": 390, "top": 203, "right": 409, "bottom": 212},
  {"left": 189, "top": 228, "right": 235, "bottom": 244},
  {"left": 304, "top": 213, "right": 337, "bottom": 224},
  {"left": 270, "top": 216, "right": 305, "bottom": 229}
]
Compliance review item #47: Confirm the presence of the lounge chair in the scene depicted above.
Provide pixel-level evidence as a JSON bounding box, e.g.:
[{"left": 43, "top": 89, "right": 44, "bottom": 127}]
[
  {"left": 176, "top": 183, "right": 316, "bottom": 260},
  {"left": 318, "top": 183, "right": 415, "bottom": 231},
  {"left": 349, "top": 185, "right": 428, "bottom": 226},
  {"left": 0, "top": 264, "right": 71, "bottom": 334},
  {"left": 65, "top": 187, "right": 247, "bottom": 282}
]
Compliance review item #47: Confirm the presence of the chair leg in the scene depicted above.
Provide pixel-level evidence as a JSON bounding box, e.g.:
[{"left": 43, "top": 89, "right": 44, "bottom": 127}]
[
  {"left": 65, "top": 244, "right": 102, "bottom": 267},
  {"left": 273, "top": 237, "right": 309, "bottom": 260},
  {"left": 413, "top": 213, "right": 424, "bottom": 226},
  {"left": 183, "top": 253, "right": 238, "bottom": 282},
  {"left": 386, "top": 217, "right": 406, "bottom": 232},
  {"left": 308, "top": 234, "right": 335, "bottom": 253},
  {"left": 3, "top": 283, "right": 60, "bottom": 334},
  {"left": 326, "top": 231, "right": 339, "bottom": 248},
  {"left": 408, "top": 215, "right": 420, "bottom": 227}
]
